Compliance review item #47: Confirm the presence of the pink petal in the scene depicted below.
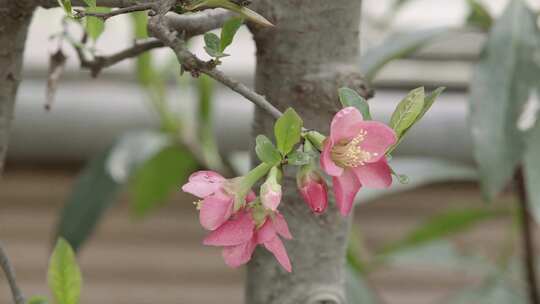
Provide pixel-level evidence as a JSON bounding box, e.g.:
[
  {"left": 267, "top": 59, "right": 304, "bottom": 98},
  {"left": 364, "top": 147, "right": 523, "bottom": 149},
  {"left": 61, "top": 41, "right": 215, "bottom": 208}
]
[
  {"left": 320, "top": 138, "right": 343, "bottom": 177},
  {"left": 203, "top": 211, "right": 255, "bottom": 246},
  {"left": 222, "top": 238, "right": 257, "bottom": 268},
  {"left": 353, "top": 158, "right": 393, "bottom": 189},
  {"left": 199, "top": 191, "right": 234, "bottom": 231},
  {"left": 256, "top": 219, "right": 277, "bottom": 244},
  {"left": 181, "top": 171, "right": 225, "bottom": 198},
  {"left": 263, "top": 237, "right": 292, "bottom": 272},
  {"left": 330, "top": 107, "right": 364, "bottom": 143},
  {"left": 261, "top": 186, "right": 282, "bottom": 211},
  {"left": 272, "top": 213, "right": 292, "bottom": 240},
  {"left": 357, "top": 121, "right": 397, "bottom": 163},
  {"left": 332, "top": 169, "right": 361, "bottom": 216}
]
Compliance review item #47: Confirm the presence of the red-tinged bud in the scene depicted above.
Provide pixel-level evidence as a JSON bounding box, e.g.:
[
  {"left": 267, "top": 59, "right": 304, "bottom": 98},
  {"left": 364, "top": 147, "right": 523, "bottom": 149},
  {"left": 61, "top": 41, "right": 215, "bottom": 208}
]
[{"left": 297, "top": 166, "right": 328, "bottom": 214}]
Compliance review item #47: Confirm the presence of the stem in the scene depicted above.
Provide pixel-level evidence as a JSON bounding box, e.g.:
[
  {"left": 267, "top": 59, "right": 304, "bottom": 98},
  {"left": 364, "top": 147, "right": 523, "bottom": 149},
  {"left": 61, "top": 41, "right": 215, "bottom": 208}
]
[
  {"left": 0, "top": 243, "right": 25, "bottom": 304},
  {"left": 516, "top": 167, "right": 540, "bottom": 304}
]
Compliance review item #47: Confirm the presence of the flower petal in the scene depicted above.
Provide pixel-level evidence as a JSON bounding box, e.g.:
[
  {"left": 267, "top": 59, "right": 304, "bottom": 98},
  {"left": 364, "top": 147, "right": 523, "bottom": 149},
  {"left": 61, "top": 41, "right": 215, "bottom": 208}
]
[
  {"left": 357, "top": 121, "right": 397, "bottom": 163},
  {"left": 222, "top": 238, "right": 257, "bottom": 268},
  {"left": 330, "top": 107, "right": 364, "bottom": 142},
  {"left": 263, "top": 237, "right": 292, "bottom": 272},
  {"left": 332, "top": 168, "right": 361, "bottom": 216},
  {"left": 320, "top": 138, "right": 343, "bottom": 177},
  {"left": 272, "top": 213, "right": 292, "bottom": 240},
  {"left": 181, "top": 170, "right": 225, "bottom": 198},
  {"left": 203, "top": 211, "right": 255, "bottom": 246},
  {"left": 199, "top": 191, "right": 234, "bottom": 231},
  {"left": 256, "top": 219, "right": 277, "bottom": 244},
  {"left": 353, "top": 158, "right": 392, "bottom": 189}
]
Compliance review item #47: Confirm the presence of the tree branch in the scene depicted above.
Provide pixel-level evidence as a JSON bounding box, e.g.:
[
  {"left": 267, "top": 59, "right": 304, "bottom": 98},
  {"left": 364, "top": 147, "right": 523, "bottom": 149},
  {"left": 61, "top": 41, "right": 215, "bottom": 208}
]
[
  {"left": 148, "top": 10, "right": 283, "bottom": 119},
  {"left": 516, "top": 167, "right": 540, "bottom": 304},
  {"left": 74, "top": 3, "right": 156, "bottom": 20},
  {"left": 37, "top": 0, "right": 144, "bottom": 8},
  {"left": 0, "top": 243, "right": 25, "bottom": 304}
]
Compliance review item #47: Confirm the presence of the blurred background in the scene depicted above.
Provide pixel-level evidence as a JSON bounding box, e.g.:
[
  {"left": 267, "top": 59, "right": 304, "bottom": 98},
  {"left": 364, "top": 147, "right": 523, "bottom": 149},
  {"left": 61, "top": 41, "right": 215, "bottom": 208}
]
[{"left": 2, "top": 0, "right": 540, "bottom": 303}]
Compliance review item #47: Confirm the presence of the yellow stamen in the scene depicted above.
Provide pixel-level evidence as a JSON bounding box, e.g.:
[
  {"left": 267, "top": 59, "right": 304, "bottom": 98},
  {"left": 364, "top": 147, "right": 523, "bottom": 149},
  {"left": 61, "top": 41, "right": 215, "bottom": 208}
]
[
  {"left": 193, "top": 200, "right": 203, "bottom": 210},
  {"left": 331, "top": 130, "right": 373, "bottom": 168}
]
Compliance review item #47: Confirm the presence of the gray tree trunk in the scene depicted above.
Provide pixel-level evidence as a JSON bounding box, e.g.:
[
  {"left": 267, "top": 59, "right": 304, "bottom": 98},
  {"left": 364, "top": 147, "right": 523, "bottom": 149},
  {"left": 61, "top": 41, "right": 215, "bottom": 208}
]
[
  {"left": 247, "top": 1, "right": 365, "bottom": 303},
  {"left": 0, "top": 1, "right": 35, "bottom": 173}
]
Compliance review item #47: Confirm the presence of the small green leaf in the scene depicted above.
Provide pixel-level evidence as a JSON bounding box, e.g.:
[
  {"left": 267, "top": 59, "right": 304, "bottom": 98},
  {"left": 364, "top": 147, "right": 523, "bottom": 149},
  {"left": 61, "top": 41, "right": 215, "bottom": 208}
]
[
  {"left": 86, "top": 8, "right": 111, "bottom": 42},
  {"left": 466, "top": 0, "right": 493, "bottom": 31},
  {"left": 130, "top": 145, "right": 199, "bottom": 217},
  {"left": 255, "top": 135, "right": 282, "bottom": 165},
  {"left": 57, "top": 0, "right": 73, "bottom": 16},
  {"left": 418, "top": 87, "right": 445, "bottom": 121},
  {"left": 204, "top": 32, "right": 227, "bottom": 58},
  {"left": 287, "top": 150, "right": 312, "bottom": 166},
  {"left": 338, "top": 87, "right": 372, "bottom": 120},
  {"left": 274, "top": 108, "right": 303, "bottom": 156},
  {"left": 27, "top": 296, "right": 49, "bottom": 304},
  {"left": 389, "top": 87, "right": 425, "bottom": 137},
  {"left": 204, "top": 46, "right": 229, "bottom": 58},
  {"left": 220, "top": 17, "right": 243, "bottom": 52},
  {"left": 48, "top": 238, "right": 82, "bottom": 304}
]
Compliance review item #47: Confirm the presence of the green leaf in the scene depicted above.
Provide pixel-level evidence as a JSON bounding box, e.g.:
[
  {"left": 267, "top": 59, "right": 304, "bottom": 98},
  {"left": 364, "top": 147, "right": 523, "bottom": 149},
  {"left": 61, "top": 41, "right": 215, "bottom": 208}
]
[
  {"left": 85, "top": 8, "right": 111, "bottom": 42},
  {"left": 130, "top": 145, "right": 199, "bottom": 217},
  {"left": 360, "top": 28, "right": 449, "bottom": 81},
  {"left": 204, "top": 32, "right": 228, "bottom": 58},
  {"left": 220, "top": 17, "right": 243, "bottom": 52},
  {"left": 131, "top": 12, "right": 154, "bottom": 86},
  {"left": 255, "top": 135, "right": 282, "bottom": 165},
  {"left": 466, "top": 0, "right": 493, "bottom": 31},
  {"left": 274, "top": 108, "right": 303, "bottom": 156},
  {"left": 287, "top": 150, "right": 312, "bottom": 166},
  {"left": 48, "top": 238, "right": 82, "bottom": 304},
  {"left": 389, "top": 87, "right": 425, "bottom": 138},
  {"left": 469, "top": 0, "right": 540, "bottom": 200},
  {"left": 379, "top": 207, "right": 508, "bottom": 255},
  {"left": 56, "top": 147, "right": 121, "bottom": 252},
  {"left": 27, "top": 296, "right": 49, "bottom": 304},
  {"left": 57, "top": 0, "right": 73, "bottom": 16},
  {"left": 338, "top": 87, "right": 372, "bottom": 120},
  {"left": 82, "top": 0, "right": 96, "bottom": 6},
  {"left": 447, "top": 277, "right": 526, "bottom": 304}
]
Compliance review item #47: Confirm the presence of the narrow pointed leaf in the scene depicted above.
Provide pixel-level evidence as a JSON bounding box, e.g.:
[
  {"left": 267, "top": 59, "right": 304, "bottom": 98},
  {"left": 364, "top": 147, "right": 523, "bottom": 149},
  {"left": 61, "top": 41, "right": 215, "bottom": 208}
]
[
  {"left": 48, "top": 238, "right": 82, "bottom": 304},
  {"left": 338, "top": 87, "right": 372, "bottom": 120}
]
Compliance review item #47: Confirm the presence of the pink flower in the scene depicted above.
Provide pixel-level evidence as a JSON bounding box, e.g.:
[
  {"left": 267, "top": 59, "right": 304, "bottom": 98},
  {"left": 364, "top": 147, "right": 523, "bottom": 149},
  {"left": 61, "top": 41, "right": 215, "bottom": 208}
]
[
  {"left": 320, "top": 107, "right": 397, "bottom": 216},
  {"left": 297, "top": 167, "right": 328, "bottom": 214},
  {"left": 203, "top": 211, "right": 293, "bottom": 272},
  {"left": 182, "top": 171, "right": 255, "bottom": 231},
  {"left": 260, "top": 167, "right": 282, "bottom": 211}
]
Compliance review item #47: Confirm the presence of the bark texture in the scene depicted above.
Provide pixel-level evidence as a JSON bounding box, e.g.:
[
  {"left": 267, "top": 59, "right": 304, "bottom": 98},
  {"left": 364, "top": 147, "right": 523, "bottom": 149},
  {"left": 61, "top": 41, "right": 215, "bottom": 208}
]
[
  {"left": 0, "top": 1, "right": 35, "bottom": 173},
  {"left": 247, "top": 1, "right": 365, "bottom": 303}
]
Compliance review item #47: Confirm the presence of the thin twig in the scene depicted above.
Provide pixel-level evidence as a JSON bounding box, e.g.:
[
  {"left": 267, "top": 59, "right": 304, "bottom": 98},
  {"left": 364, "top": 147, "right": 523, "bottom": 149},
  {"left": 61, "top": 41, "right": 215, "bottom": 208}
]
[
  {"left": 0, "top": 243, "right": 25, "bottom": 304},
  {"left": 516, "top": 167, "right": 540, "bottom": 304},
  {"left": 74, "top": 3, "right": 155, "bottom": 20},
  {"left": 148, "top": 10, "right": 284, "bottom": 120}
]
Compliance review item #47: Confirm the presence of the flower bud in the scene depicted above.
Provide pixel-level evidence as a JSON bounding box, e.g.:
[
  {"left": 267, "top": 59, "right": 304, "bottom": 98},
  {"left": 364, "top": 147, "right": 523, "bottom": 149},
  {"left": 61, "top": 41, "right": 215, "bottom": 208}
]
[
  {"left": 297, "top": 166, "right": 328, "bottom": 214},
  {"left": 260, "top": 167, "right": 282, "bottom": 211}
]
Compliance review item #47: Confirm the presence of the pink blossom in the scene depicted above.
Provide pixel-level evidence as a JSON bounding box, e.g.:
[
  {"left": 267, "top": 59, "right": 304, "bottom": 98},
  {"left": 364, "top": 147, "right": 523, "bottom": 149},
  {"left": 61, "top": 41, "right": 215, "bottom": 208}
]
[
  {"left": 320, "top": 107, "right": 397, "bottom": 216},
  {"left": 203, "top": 211, "right": 293, "bottom": 272},
  {"left": 182, "top": 171, "right": 255, "bottom": 231},
  {"left": 297, "top": 168, "right": 328, "bottom": 214}
]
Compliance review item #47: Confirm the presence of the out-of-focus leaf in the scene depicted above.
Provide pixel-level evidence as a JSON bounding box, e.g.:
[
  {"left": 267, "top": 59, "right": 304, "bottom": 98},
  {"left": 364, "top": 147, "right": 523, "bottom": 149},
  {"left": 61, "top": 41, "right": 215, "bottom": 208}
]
[
  {"left": 345, "top": 266, "right": 377, "bottom": 304},
  {"left": 389, "top": 87, "right": 425, "bottom": 137},
  {"left": 338, "top": 87, "right": 372, "bottom": 120},
  {"left": 131, "top": 12, "right": 154, "bottom": 86},
  {"left": 255, "top": 135, "right": 281, "bottom": 166},
  {"left": 347, "top": 226, "right": 368, "bottom": 274},
  {"left": 48, "top": 238, "right": 82, "bottom": 304},
  {"left": 85, "top": 7, "right": 111, "bottom": 42},
  {"left": 130, "top": 145, "right": 199, "bottom": 217},
  {"left": 287, "top": 150, "right": 312, "bottom": 166},
  {"left": 27, "top": 296, "right": 49, "bottom": 304},
  {"left": 358, "top": 157, "right": 477, "bottom": 205},
  {"left": 220, "top": 17, "right": 243, "bottom": 52},
  {"left": 525, "top": 113, "right": 540, "bottom": 223},
  {"left": 360, "top": 28, "right": 449, "bottom": 81},
  {"left": 447, "top": 277, "right": 526, "bottom": 304},
  {"left": 469, "top": 0, "right": 540, "bottom": 200},
  {"left": 106, "top": 131, "right": 171, "bottom": 183},
  {"left": 466, "top": 0, "right": 493, "bottom": 30},
  {"left": 274, "top": 108, "right": 303, "bottom": 156},
  {"left": 57, "top": 0, "right": 73, "bottom": 16},
  {"left": 56, "top": 147, "right": 121, "bottom": 252},
  {"left": 379, "top": 207, "right": 508, "bottom": 255},
  {"left": 81, "top": 0, "right": 96, "bottom": 6}
]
